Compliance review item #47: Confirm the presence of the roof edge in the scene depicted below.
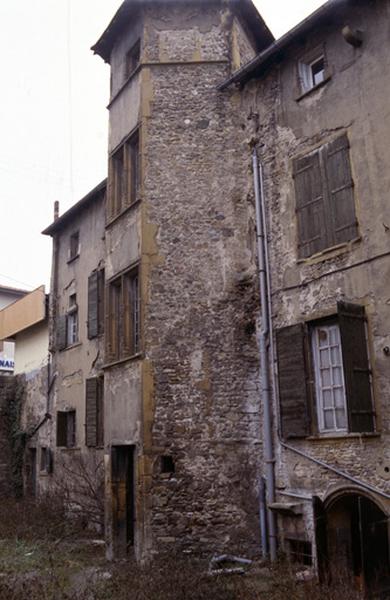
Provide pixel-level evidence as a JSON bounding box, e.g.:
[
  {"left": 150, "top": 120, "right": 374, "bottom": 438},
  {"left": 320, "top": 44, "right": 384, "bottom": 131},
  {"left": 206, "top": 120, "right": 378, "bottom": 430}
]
[
  {"left": 42, "top": 179, "right": 107, "bottom": 237},
  {"left": 218, "top": 0, "right": 347, "bottom": 90}
]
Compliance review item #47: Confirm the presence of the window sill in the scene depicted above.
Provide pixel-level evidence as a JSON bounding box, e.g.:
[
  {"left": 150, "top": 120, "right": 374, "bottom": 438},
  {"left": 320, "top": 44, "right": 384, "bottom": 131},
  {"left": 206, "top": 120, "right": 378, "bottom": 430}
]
[
  {"left": 102, "top": 352, "right": 143, "bottom": 370},
  {"left": 105, "top": 198, "right": 142, "bottom": 229},
  {"left": 295, "top": 74, "right": 331, "bottom": 102},
  {"left": 67, "top": 254, "right": 80, "bottom": 265},
  {"left": 297, "top": 236, "right": 361, "bottom": 265},
  {"left": 57, "top": 446, "right": 80, "bottom": 451},
  {"left": 60, "top": 342, "right": 82, "bottom": 352},
  {"left": 307, "top": 432, "right": 380, "bottom": 441}
]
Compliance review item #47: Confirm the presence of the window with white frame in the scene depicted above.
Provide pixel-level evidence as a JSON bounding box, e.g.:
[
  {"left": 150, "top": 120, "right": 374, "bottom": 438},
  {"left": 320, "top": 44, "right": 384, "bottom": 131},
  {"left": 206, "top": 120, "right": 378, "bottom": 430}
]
[
  {"left": 298, "top": 49, "right": 327, "bottom": 94},
  {"left": 311, "top": 322, "right": 347, "bottom": 432},
  {"left": 67, "top": 294, "right": 78, "bottom": 346},
  {"left": 276, "top": 301, "right": 375, "bottom": 439}
]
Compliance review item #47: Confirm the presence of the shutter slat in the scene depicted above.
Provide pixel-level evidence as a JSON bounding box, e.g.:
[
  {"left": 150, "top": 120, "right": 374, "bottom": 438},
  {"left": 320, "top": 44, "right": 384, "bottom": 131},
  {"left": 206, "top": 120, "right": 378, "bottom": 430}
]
[
  {"left": 337, "top": 301, "right": 375, "bottom": 433},
  {"left": 88, "top": 272, "right": 99, "bottom": 339},
  {"left": 276, "top": 323, "right": 311, "bottom": 439},
  {"left": 86, "top": 378, "right": 98, "bottom": 447},
  {"left": 324, "top": 135, "right": 358, "bottom": 245},
  {"left": 293, "top": 152, "right": 328, "bottom": 258}
]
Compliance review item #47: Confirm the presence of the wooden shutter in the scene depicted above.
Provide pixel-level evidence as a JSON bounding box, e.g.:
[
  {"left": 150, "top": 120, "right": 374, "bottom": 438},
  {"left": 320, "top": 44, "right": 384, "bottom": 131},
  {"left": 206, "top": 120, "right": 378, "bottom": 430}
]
[
  {"left": 56, "top": 315, "right": 67, "bottom": 351},
  {"left": 97, "top": 269, "right": 105, "bottom": 335},
  {"left": 86, "top": 378, "right": 98, "bottom": 447},
  {"left": 293, "top": 151, "right": 328, "bottom": 258},
  {"left": 276, "top": 323, "right": 311, "bottom": 439},
  {"left": 88, "top": 271, "right": 99, "bottom": 339},
  {"left": 96, "top": 377, "right": 104, "bottom": 447},
  {"left": 337, "top": 301, "right": 375, "bottom": 432},
  {"left": 56, "top": 412, "right": 67, "bottom": 446},
  {"left": 324, "top": 135, "right": 358, "bottom": 245}
]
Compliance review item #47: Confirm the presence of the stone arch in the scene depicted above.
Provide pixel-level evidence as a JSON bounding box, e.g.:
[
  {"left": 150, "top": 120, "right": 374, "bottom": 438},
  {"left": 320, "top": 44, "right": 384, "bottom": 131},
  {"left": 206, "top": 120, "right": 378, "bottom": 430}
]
[{"left": 315, "top": 487, "right": 390, "bottom": 596}]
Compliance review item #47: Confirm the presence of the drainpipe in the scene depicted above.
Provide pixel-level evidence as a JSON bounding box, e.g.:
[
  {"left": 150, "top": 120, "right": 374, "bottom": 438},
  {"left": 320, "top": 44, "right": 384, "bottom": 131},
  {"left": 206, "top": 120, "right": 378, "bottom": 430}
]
[{"left": 253, "top": 148, "right": 277, "bottom": 561}]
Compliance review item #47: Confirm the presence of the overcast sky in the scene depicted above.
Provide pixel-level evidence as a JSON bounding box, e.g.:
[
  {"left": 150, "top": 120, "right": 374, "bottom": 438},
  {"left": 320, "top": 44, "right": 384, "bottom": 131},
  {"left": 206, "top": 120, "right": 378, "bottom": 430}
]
[{"left": 0, "top": 0, "right": 324, "bottom": 292}]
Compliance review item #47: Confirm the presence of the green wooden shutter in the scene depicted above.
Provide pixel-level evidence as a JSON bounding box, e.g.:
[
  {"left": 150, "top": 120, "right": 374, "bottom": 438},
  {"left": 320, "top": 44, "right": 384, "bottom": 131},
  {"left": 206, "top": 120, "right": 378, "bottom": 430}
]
[
  {"left": 56, "top": 315, "right": 67, "bottom": 351},
  {"left": 323, "top": 135, "right": 358, "bottom": 246},
  {"left": 276, "top": 323, "right": 311, "bottom": 439},
  {"left": 88, "top": 271, "right": 99, "bottom": 339},
  {"left": 293, "top": 151, "right": 328, "bottom": 258},
  {"left": 85, "top": 378, "right": 98, "bottom": 447},
  {"left": 337, "top": 301, "right": 375, "bottom": 432}
]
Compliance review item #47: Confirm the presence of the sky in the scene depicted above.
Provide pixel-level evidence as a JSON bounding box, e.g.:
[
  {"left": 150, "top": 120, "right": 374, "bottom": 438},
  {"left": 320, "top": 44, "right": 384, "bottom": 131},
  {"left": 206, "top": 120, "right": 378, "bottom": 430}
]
[{"left": 0, "top": 0, "right": 324, "bottom": 292}]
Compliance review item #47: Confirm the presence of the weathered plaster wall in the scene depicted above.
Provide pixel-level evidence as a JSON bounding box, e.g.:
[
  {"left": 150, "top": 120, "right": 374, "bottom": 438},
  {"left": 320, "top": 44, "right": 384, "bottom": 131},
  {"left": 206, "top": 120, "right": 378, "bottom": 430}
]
[
  {"left": 50, "top": 192, "right": 106, "bottom": 486},
  {"left": 244, "top": 0, "right": 390, "bottom": 551}
]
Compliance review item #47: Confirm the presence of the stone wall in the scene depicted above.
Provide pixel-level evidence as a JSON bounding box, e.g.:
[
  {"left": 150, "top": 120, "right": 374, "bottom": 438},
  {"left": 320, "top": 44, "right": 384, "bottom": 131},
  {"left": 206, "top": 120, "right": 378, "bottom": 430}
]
[{"left": 142, "top": 7, "right": 265, "bottom": 556}]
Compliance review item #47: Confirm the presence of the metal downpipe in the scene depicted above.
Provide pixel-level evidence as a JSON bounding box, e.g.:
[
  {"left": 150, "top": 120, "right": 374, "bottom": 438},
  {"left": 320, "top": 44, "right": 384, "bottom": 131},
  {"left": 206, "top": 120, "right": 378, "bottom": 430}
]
[{"left": 253, "top": 148, "right": 277, "bottom": 561}]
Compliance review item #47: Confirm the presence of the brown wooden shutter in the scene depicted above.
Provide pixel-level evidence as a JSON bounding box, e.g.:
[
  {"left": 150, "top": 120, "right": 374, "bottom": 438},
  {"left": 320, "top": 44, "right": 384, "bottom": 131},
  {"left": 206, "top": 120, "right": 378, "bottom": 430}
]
[
  {"left": 56, "top": 315, "right": 67, "bottom": 351},
  {"left": 88, "top": 271, "right": 99, "bottom": 339},
  {"left": 96, "top": 377, "right": 104, "bottom": 447},
  {"left": 97, "top": 269, "right": 105, "bottom": 335},
  {"left": 337, "top": 301, "right": 374, "bottom": 432},
  {"left": 293, "top": 151, "right": 328, "bottom": 258},
  {"left": 86, "top": 378, "right": 98, "bottom": 447},
  {"left": 276, "top": 323, "right": 311, "bottom": 439},
  {"left": 130, "top": 131, "right": 140, "bottom": 203},
  {"left": 323, "top": 135, "right": 358, "bottom": 245},
  {"left": 56, "top": 411, "right": 67, "bottom": 446}
]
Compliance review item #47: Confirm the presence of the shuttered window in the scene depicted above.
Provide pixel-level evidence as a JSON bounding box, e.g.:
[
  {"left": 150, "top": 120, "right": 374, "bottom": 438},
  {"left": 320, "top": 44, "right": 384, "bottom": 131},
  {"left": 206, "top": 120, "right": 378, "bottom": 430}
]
[
  {"left": 276, "top": 303, "right": 374, "bottom": 438},
  {"left": 293, "top": 134, "right": 358, "bottom": 258},
  {"left": 86, "top": 377, "right": 104, "bottom": 447},
  {"left": 107, "top": 129, "right": 140, "bottom": 221},
  {"left": 88, "top": 269, "right": 105, "bottom": 339},
  {"left": 106, "top": 266, "right": 140, "bottom": 363},
  {"left": 56, "top": 410, "right": 76, "bottom": 447}
]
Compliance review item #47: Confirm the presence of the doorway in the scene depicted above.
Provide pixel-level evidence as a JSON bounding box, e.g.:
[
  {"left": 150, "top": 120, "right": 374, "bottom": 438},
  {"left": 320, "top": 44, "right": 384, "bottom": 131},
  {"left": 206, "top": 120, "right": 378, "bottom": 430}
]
[
  {"left": 315, "top": 493, "right": 390, "bottom": 596},
  {"left": 26, "top": 448, "right": 37, "bottom": 496},
  {"left": 111, "top": 446, "right": 135, "bottom": 557}
]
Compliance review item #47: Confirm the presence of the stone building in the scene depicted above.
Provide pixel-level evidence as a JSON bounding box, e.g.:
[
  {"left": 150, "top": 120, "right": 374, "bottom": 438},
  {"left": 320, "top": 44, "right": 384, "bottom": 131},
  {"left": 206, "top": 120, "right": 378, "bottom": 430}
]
[
  {"left": 221, "top": 0, "right": 390, "bottom": 593},
  {"left": 90, "top": 0, "right": 273, "bottom": 560},
  {"left": 33, "top": 0, "right": 390, "bottom": 593}
]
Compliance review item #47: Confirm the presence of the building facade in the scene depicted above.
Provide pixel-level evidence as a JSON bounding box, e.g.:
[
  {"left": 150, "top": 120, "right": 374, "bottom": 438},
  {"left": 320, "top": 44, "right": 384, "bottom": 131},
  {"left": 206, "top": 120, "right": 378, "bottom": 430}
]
[
  {"left": 0, "top": 285, "right": 28, "bottom": 374},
  {"left": 36, "top": 0, "right": 389, "bottom": 593}
]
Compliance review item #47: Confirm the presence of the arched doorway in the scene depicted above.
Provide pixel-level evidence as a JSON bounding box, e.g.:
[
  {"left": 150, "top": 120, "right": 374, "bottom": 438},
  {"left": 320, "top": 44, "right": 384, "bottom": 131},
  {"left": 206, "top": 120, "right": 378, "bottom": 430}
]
[{"left": 315, "top": 492, "right": 390, "bottom": 596}]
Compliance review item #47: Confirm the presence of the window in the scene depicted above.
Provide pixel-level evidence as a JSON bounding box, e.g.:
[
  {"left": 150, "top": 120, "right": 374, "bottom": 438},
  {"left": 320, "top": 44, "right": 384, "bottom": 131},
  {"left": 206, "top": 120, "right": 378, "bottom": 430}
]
[
  {"left": 85, "top": 377, "right": 104, "bottom": 447},
  {"left": 312, "top": 322, "right": 347, "bottom": 432},
  {"left": 67, "top": 294, "right": 78, "bottom": 346},
  {"left": 69, "top": 231, "right": 80, "bottom": 261},
  {"left": 108, "top": 130, "right": 140, "bottom": 220},
  {"left": 161, "top": 455, "right": 175, "bottom": 474},
  {"left": 106, "top": 267, "right": 140, "bottom": 362},
  {"left": 276, "top": 301, "right": 375, "bottom": 438},
  {"left": 88, "top": 269, "right": 105, "bottom": 339},
  {"left": 287, "top": 539, "right": 313, "bottom": 566},
  {"left": 299, "top": 54, "right": 326, "bottom": 93},
  {"left": 293, "top": 134, "right": 358, "bottom": 258},
  {"left": 40, "top": 447, "right": 53, "bottom": 473},
  {"left": 56, "top": 410, "right": 76, "bottom": 447},
  {"left": 125, "top": 39, "right": 140, "bottom": 80}
]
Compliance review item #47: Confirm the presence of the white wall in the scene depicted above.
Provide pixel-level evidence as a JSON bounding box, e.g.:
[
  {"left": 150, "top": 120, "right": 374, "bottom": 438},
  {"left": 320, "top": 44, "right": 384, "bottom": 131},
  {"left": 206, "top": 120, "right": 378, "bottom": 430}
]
[{"left": 14, "top": 321, "right": 49, "bottom": 375}]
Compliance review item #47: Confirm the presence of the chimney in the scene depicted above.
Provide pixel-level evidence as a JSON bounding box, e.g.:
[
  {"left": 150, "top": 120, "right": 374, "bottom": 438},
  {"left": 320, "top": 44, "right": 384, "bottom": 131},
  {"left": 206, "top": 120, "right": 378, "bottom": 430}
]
[{"left": 54, "top": 201, "right": 59, "bottom": 221}]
